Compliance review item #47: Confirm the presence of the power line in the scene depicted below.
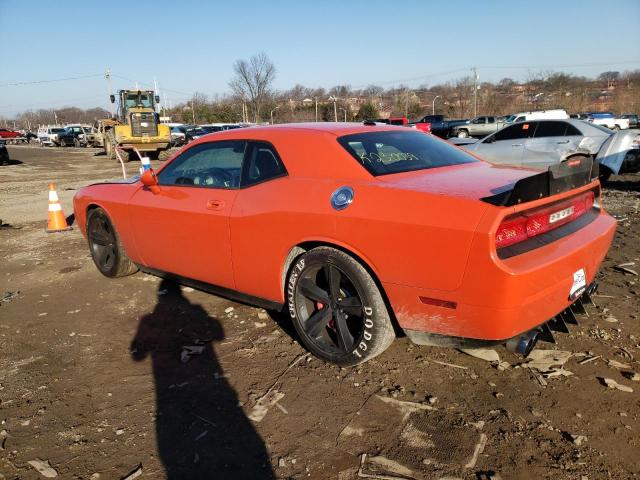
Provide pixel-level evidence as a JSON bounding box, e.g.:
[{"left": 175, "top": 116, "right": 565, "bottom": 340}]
[
  {"left": 478, "top": 60, "right": 640, "bottom": 70},
  {"left": 0, "top": 73, "right": 104, "bottom": 87}
]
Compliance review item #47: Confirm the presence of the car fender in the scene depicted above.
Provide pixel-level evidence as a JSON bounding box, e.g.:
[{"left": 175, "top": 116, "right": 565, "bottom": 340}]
[
  {"left": 596, "top": 130, "right": 640, "bottom": 174},
  {"left": 280, "top": 236, "right": 385, "bottom": 298}
]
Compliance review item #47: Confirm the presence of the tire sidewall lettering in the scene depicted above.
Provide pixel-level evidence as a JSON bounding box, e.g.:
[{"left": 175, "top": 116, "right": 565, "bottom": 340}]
[
  {"left": 287, "top": 258, "right": 305, "bottom": 319},
  {"left": 353, "top": 305, "right": 374, "bottom": 358}
]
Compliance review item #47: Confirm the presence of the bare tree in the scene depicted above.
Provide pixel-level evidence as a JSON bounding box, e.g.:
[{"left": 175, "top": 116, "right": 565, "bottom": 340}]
[{"left": 229, "top": 52, "right": 276, "bottom": 122}]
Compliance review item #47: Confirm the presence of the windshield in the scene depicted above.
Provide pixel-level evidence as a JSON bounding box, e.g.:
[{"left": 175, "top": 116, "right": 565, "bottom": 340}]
[
  {"left": 124, "top": 92, "right": 154, "bottom": 109},
  {"left": 504, "top": 115, "right": 516, "bottom": 123},
  {"left": 338, "top": 130, "right": 477, "bottom": 176}
]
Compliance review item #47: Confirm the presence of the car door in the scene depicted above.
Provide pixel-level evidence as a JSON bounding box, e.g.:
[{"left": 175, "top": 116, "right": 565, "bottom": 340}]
[
  {"left": 522, "top": 121, "right": 583, "bottom": 169},
  {"left": 127, "top": 140, "right": 247, "bottom": 289},
  {"left": 469, "top": 117, "right": 485, "bottom": 136},
  {"left": 229, "top": 141, "right": 289, "bottom": 300},
  {"left": 471, "top": 122, "right": 536, "bottom": 166},
  {"left": 484, "top": 116, "right": 497, "bottom": 135}
]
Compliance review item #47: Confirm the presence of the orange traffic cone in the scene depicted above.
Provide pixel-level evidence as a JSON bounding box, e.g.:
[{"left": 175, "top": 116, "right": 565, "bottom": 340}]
[{"left": 46, "top": 183, "right": 72, "bottom": 233}]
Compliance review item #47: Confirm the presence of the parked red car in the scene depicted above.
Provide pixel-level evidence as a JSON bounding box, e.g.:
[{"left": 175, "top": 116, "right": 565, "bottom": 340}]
[
  {"left": 0, "top": 128, "right": 19, "bottom": 139},
  {"left": 74, "top": 123, "right": 615, "bottom": 365}
]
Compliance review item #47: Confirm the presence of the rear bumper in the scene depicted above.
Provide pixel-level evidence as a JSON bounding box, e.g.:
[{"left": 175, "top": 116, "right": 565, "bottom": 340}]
[{"left": 384, "top": 210, "right": 616, "bottom": 342}]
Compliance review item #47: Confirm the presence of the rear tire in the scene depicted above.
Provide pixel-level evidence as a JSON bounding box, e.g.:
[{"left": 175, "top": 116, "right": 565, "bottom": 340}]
[
  {"left": 287, "top": 247, "right": 395, "bottom": 366},
  {"left": 86, "top": 208, "right": 138, "bottom": 278}
]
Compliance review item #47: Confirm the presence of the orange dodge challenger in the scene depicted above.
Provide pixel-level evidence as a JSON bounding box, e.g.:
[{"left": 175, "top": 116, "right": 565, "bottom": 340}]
[{"left": 74, "top": 123, "right": 615, "bottom": 366}]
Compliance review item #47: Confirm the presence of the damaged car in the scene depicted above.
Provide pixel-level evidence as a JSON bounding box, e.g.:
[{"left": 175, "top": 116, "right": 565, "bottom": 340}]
[
  {"left": 74, "top": 123, "right": 615, "bottom": 366},
  {"left": 452, "top": 119, "right": 640, "bottom": 180}
]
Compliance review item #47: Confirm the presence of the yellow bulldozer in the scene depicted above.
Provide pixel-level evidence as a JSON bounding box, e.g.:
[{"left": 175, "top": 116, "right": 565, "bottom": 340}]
[{"left": 104, "top": 89, "right": 172, "bottom": 161}]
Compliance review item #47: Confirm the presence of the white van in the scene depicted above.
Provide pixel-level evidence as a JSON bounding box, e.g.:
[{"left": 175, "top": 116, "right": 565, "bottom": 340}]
[{"left": 505, "top": 109, "right": 569, "bottom": 124}]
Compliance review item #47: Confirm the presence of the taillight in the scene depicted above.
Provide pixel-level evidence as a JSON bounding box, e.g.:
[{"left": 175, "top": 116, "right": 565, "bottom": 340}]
[{"left": 495, "top": 191, "right": 595, "bottom": 250}]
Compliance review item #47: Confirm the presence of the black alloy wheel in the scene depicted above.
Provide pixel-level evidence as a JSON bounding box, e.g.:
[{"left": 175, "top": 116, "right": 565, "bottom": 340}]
[
  {"left": 288, "top": 247, "right": 395, "bottom": 366},
  {"left": 296, "top": 263, "right": 364, "bottom": 354},
  {"left": 86, "top": 208, "right": 137, "bottom": 278},
  {"left": 88, "top": 212, "right": 118, "bottom": 273}
]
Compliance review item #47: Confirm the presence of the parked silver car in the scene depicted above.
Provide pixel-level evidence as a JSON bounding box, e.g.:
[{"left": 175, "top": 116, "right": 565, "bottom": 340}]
[
  {"left": 452, "top": 119, "right": 639, "bottom": 180},
  {"left": 451, "top": 116, "right": 505, "bottom": 138}
]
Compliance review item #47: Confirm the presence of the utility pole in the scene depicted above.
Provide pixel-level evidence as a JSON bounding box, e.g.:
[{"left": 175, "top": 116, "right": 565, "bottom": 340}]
[
  {"left": 153, "top": 78, "right": 160, "bottom": 114},
  {"left": 190, "top": 101, "right": 196, "bottom": 124},
  {"left": 329, "top": 96, "right": 338, "bottom": 122},
  {"left": 405, "top": 89, "right": 409, "bottom": 118},
  {"left": 315, "top": 97, "right": 318, "bottom": 122},
  {"left": 105, "top": 69, "right": 114, "bottom": 117},
  {"left": 472, "top": 67, "right": 478, "bottom": 118}
]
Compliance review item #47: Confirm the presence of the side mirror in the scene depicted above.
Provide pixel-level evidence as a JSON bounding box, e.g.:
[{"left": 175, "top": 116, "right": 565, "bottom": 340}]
[
  {"left": 155, "top": 95, "right": 160, "bottom": 104},
  {"left": 140, "top": 168, "right": 160, "bottom": 194},
  {"left": 110, "top": 94, "right": 115, "bottom": 103}
]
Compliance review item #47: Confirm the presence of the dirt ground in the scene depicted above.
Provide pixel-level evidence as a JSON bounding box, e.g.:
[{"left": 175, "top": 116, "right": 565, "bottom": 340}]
[{"left": 1, "top": 145, "right": 639, "bottom": 480}]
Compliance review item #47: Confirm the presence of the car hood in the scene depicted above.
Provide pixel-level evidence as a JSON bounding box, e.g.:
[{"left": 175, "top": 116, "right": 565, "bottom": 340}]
[{"left": 375, "top": 162, "right": 538, "bottom": 200}]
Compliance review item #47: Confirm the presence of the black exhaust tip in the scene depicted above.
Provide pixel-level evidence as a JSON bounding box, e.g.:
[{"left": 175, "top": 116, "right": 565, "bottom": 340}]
[{"left": 505, "top": 330, "right": 539, "bottom": 357}]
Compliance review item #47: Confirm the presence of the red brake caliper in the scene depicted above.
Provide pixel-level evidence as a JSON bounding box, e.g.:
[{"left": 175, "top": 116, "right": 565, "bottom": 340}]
[{"left": 317, "top": 302, "right": 336, "bottom": 329}]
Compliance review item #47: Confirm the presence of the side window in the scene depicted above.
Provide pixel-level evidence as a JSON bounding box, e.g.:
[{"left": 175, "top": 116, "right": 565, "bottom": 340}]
[
  {"left": 487, "top": 117, "right": 495, "bottom": 123},
  {"left": 157, "top": 141, "right": 246, "bottom": 188},
  {"left": 242, "top": 142, "right": 287, "bottom": 187},
  {"left": 493, "top": 123, "right": 535, "bottom": 141},
  {"left": 565, "top": 124, "right": 582, "bottom": 136},
  {"left": 534, "top": 121, "right": 569, "bottom": 137}
]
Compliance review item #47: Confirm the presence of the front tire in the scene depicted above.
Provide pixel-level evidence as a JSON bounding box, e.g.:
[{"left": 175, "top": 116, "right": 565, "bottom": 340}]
[
  {"left": 457, "top": 129, "right": 469, "bottom": 138},
  {"left": 287, "top": 247, "right": 395, "bottom": 366},
  {"left": 87, "top": 208, "right": 138, "bottom": 278}
]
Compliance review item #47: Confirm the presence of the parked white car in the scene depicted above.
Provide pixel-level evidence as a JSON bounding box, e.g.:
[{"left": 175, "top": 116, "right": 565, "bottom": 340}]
[
  {"left": 587, "top": 112, "right": 629, "bottom": 131},
  {"left": 504, "top": 109, "right": 569, "bottom": 124}
]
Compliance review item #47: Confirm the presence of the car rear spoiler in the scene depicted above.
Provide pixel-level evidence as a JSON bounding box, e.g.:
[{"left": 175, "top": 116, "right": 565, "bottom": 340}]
[{"left": 481, "top": 156, "right": 598, "bottom": 207}]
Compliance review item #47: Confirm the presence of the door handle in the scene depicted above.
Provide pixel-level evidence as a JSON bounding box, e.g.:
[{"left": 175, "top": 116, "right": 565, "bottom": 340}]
[
  {"left": 511, "top": 143, "right": 523, "bottom": 147},
  {"left": 206, "top": 200, "right": 225, "bottom": 210},
  {"left": 556, "top": 140, "right": 570, "bottom": 144}
]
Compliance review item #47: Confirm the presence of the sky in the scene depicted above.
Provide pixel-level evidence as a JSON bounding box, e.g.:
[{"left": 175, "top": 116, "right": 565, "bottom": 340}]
[{"left": 0, "top": 0, "right": 639, "bottom": 117}]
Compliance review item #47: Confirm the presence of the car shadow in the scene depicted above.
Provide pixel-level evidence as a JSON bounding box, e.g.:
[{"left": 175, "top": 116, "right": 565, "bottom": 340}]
[
  {"left": 266, "top": 308, "right": 299, "bottom": 341},
  {"left": 130, "top": 279, "right": 275, "bottom": 479},
  {"left": 1, "top": 159, "right": 23, "bottom": 166}
]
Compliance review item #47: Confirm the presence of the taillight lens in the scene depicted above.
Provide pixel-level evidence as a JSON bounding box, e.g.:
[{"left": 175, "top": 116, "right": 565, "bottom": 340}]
[{"left": 495, "top": 191, "right": 595, "bottom": 249}]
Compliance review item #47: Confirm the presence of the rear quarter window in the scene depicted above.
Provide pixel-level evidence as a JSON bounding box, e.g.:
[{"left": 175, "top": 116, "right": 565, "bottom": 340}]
[{"left": 337, "top": 130, "right": 477, "bottom": 176}]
